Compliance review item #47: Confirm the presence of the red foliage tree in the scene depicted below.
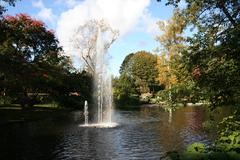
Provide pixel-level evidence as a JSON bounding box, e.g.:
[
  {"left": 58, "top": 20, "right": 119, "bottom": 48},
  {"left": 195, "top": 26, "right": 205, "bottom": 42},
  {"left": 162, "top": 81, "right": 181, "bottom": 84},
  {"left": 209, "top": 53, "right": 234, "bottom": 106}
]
[
  {"left": 0, "top": 13, "right": 65, "bottom": 107},
  {"left": 2, "top": 13, "right": 61, "bottom": 63}
]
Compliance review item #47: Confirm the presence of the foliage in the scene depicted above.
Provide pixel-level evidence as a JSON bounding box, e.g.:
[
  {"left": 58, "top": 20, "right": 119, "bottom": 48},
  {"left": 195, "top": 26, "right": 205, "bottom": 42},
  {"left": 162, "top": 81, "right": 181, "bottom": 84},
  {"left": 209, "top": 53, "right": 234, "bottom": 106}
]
[
  {"left": 157, "top": 0, "right": 240, "bottom": 107},
  {"left": 154, "top": 76, "right": 208, "bottom": 109},
  {"left": 155, "top": 9, "right": 186, "bottom": 56},
  {"left": 182, "top": 25, "right": 240, "bottom": 106},
  {"left": 155, "top": 9, "right": 187, "bottom": 90},
  {"left": 156, "top": 1, "right": 240, "bottom": 157},
  {"left": 202, "top": 120, "right": 217, "bottom": 132},
  {"left": 156, "top": 54, "right": 178, "bottom": 89},
  {"left": 54, "top": 95, "right": 84, "bottom": 109},
  {"left": 113, "top": 75, "right": 139, "bottom": 105},
  {"left": 140, "top": 93, "right": 153, "bottom": 103},
  {"left": 119, "top": 53, "right": 134, "bottom": 75},
  {"left": 0, "top": 14, "right": 63, "bottom": 107},
  {"left": 186, "top": 143, "right": 206, "bottom": 153},
  {"left": 213, "top": 112, "right": 240, "bottom": 153},
  {"left": 0, "top": 0, "right": 18, "bottom": 16},
  {"left": 159, "top": 0, "right": 239, "bottom": 29},
  {"left": 215, "top": 131, "right": 240, "bottom": 153},
  {"left": 0, "top": 14, "right": 93, "bottom": 108},
  {"left": 154, "top": 9, "right": 196, "bottom": 108},
  {"left": 130, "top": 51, "right": 159, "bottom": 94},
  {"left": 113, "top": 51, "right": 160, "bottom": 105}
]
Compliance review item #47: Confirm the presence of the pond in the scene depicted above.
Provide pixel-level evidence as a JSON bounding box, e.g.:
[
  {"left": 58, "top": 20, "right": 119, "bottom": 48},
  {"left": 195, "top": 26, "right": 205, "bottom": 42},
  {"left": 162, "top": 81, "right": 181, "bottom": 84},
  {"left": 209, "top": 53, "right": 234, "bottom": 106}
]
[{"left": 0, "top": 106, "right": 217, "bottom": 160}]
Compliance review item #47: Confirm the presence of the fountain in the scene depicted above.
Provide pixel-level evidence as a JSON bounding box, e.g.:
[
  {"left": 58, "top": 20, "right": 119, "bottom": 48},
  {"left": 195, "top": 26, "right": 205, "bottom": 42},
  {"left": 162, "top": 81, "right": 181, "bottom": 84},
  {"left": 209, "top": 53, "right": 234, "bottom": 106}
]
[
  {"left": 84, "top": 100, "right": 88, "bottom": 125},
  {"left": 79, "top": 25, "right": 118, "bottom": 128}
]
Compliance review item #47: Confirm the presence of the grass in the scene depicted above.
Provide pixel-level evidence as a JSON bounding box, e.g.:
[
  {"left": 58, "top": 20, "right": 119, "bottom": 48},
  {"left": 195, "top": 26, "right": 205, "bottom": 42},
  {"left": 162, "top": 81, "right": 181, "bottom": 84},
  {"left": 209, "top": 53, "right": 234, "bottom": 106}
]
[
  {"left": 34, "top": 103, "right": 59, "bottom": 108},
  {"left": 0, "top": 103, "right": 73, "bottom": 126},
  {"left": 0, "top": 103, "right": 61, "bottom": 110}
]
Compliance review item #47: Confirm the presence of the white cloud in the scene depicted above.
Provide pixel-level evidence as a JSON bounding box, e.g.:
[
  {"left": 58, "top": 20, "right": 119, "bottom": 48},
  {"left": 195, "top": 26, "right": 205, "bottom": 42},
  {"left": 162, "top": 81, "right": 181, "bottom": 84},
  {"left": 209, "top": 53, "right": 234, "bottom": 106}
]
[
  {"left": 56, "top": 0, "right": 152, "bottom": 56},
  {"left": 139, "top": 9, "right": 160, "bottom": 35},
  {"left": 32, "top": 0, "right": 44, "bottom": 8},
  {"left": 56, "top": 0, "right": 79, "bottom": 7},
  {"left": 32, "top": 0, "right": 56, "bottom": 24},
  {"left": 178, "top": 0, "right": 187, "bottom": 9}
]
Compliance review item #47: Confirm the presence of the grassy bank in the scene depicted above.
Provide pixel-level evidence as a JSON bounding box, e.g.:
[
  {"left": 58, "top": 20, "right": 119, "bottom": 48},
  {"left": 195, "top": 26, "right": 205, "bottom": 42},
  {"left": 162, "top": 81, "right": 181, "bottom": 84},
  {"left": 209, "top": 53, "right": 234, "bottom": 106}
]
[{"left": 0, "top": 103, "right": 75, "bottom": 126}]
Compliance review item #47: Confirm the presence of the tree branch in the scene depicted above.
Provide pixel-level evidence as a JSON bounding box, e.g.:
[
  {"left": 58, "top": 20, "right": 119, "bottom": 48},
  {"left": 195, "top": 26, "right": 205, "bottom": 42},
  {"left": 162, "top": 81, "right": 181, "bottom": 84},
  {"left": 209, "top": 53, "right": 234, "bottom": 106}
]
[{"left": 217, "top": 2, "right": 237, "bottom": 27}]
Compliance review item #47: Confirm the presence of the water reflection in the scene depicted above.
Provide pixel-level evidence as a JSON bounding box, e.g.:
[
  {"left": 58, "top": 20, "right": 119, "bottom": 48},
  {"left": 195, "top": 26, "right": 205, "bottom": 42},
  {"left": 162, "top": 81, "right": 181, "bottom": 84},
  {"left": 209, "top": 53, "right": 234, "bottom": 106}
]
[{"left": 0, "top": 106, "right": 215, "bottom": 160}]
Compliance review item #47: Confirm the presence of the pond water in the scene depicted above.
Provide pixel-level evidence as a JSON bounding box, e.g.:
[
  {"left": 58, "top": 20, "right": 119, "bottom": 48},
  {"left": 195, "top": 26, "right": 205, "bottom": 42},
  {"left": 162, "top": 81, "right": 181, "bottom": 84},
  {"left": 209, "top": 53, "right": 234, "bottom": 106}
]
[{"left": 0, "top": 106, "right": 216, "bottom": 160}]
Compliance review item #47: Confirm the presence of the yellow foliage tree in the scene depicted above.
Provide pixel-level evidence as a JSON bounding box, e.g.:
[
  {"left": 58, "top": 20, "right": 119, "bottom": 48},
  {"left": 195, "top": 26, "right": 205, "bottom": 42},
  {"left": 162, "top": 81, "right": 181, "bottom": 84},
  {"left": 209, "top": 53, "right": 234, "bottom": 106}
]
[
  {"left": 156, "top": 54, "right": 178, "bottom": 89},
  {"left": 155, "top": 9, "right": 186, "bottom": 89}
]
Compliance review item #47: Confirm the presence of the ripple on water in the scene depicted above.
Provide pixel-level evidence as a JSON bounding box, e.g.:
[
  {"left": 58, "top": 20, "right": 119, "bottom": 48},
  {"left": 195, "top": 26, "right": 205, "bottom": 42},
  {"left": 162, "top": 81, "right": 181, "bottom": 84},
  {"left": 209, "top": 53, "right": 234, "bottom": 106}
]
[
  {"left": 0, "top": 106, "right": 216, "bottom": 160},
  {"left": 78, "top": 122, "right": 118, "bottom": 128}
]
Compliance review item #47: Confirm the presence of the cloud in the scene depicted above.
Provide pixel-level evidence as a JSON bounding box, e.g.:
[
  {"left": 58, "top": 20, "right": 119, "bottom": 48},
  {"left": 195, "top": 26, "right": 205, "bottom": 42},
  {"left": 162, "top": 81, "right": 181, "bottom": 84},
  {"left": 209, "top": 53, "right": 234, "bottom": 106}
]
[
  {"left": 56, "top": 0, "right": 79, "bottom": 8},
  {"left": 178, "top": 0, "right": 187, "bottom": 9},
  {"left": 56, "top": 0, "right": 151, "bottom": 56},
  {"left": 32, "top": 0, "right": 56, "bottom": 24},
  {"left": 138, "top": 9, "right": 161, "bottom": 35},
  {"left": 137, "top": 40, "right": 148, "bottom": 47}
]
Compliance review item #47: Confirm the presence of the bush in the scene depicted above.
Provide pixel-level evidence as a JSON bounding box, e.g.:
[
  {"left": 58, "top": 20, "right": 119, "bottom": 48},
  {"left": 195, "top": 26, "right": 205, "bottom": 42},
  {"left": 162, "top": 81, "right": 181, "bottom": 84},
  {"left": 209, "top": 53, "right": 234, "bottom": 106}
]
[
  {"left": 202, "top": 120, "right": 217, "bottom": 132},
  {"left": 213, "top": 112, "right": 240, "bottom": 153},
  {"left": 55, "top": 95, "right": 85, "bottom": 109},
  {"left": 186, "top": 143, "right": 206, "bottom": 153},
  {"left": 140, "top": 93, "right": 152, "bottom": 103},
  {"left": 0, "top": 96, "right": 13, "bottom": 105}
]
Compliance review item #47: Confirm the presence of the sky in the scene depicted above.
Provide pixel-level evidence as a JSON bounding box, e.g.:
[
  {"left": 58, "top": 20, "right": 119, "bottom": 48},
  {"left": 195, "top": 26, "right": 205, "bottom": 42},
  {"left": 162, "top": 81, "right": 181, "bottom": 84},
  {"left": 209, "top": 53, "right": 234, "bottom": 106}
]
[{"left": 5, "top": 0, "right": 177, "bottom": 76}]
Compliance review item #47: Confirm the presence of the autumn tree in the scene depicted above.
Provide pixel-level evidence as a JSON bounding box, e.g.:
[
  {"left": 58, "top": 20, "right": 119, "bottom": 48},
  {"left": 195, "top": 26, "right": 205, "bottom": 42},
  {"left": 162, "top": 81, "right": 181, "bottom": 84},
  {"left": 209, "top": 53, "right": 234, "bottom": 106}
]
[
  {"left": 71, "top": 19, "right": 118, "bottom": 74},
  {"left": 155, "top": 9, "right": 188, "bottom": 105},
  {"left": 0, "top": 14, "right": 67, "bottom": 107},
  {"left": 157, "top": 0, "right": 240, "bottom": 105},
  {"left": 155, "top": 9, "right": 187, "bottom": 89},
  {"left": 157, "top": 0, "right": 240, "bottom": 155}
]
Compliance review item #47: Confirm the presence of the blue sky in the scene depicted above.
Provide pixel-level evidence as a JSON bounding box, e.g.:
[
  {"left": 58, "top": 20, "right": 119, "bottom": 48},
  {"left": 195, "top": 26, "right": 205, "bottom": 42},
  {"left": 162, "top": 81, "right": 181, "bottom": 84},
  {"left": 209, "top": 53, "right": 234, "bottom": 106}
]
[{"left": 5, "top": 0, "right": 175, "bottom": 76}]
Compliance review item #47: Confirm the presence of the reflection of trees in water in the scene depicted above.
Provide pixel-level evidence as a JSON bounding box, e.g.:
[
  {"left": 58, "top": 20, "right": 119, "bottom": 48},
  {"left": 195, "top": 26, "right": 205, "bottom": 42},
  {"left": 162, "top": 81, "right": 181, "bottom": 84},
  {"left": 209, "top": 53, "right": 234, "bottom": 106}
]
[{"left": 140, "top": 106, "right": 209, "bottom": 152}]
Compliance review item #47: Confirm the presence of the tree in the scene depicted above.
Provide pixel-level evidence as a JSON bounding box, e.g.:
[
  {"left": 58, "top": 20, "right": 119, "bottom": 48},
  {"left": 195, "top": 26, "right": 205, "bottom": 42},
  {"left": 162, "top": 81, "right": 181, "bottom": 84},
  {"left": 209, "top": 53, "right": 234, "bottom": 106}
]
[
  {"left": 0, "top": 14, "right": 66, "bottom": 107},
  {"left": 158, "top": 0, "right": 240, "bottom": 46},
  {"left": 0, "top": 0, "right": 18, "bottom": 16},
  {"left": 155, "top": 9, "right": 187, "bottom": 88},
  {"left": 157, "top": 0, "right": 240, "bottom": 56},
  {"left": 113, "top": 75, "right": 138, "bottom": 105},
  {"left": 71, "top": 19, "right": 119, "bottom": 74},
  {"left": 113, "top": 51, "right": 159, "bottom": 104},
  {"left": 54, "top": 70, "right": 93, "bottom": 109},
  {"left": 1, "top": 14, "right": 61, "bottom": 63},
  {"left": 157, "top": 0, "right": 240, "bottom": 155},
  {"left": 155, "top": 9, "right": 189, "bottom": 106},
  {"left": 156, "top": 54, "right": 177, "bottom": 89},
  {"left": 119, "top": 53, "right": 134, "bottom": 75},
  {"left": 130, "top": 51, "right": 158, "bottom": 94},
  {"left": 155, "top": 9, "right": 186, "bottom": 57},
  {"left": 157, "top": 0, "right": 240, "bottom": 106}
]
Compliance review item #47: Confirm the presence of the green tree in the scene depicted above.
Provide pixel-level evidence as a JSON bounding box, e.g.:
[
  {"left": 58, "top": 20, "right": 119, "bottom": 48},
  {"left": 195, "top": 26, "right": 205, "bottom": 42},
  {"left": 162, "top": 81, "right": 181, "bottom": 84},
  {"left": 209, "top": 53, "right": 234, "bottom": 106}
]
[
  {"left": 54, "top": 70, "right": 93, "bottom": 109},
  {"left": 113, "top": 75, "right": 138, "bottom": 105},
  {"left": 127, "top": 51, "right": 158, "bottom": 94},
  {"left": 113, "top": 51, "right": 159, "bottom": 104},
  {"left": 119, "top": 53, "right": 134, "bottom": 75},
  {"left": 158, "top": 0, "right": 239, "bottom": 28}
]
